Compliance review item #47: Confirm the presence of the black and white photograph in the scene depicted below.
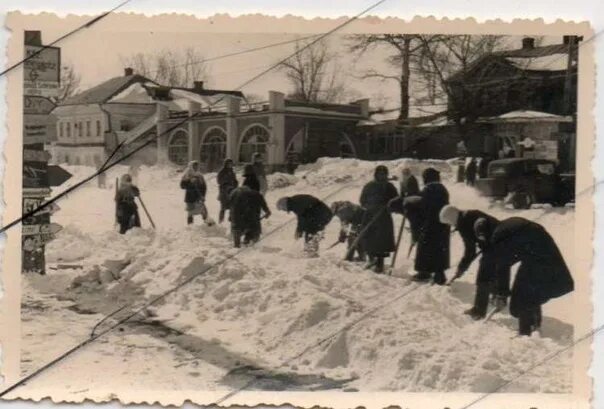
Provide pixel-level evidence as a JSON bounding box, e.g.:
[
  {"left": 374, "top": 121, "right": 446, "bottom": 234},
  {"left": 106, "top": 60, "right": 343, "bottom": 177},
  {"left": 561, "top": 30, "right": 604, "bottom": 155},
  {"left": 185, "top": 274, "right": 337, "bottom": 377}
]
[{"left": 0, "top": 10, "right": 595, "bottom": 408}]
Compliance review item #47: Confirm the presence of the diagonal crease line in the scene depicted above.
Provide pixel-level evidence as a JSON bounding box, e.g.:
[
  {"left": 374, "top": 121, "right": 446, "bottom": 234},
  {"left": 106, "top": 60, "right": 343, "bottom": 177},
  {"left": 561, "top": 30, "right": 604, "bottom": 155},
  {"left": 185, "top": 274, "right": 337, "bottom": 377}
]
[{"left": 0, "top": 0, "right": 133, "bottom": 78}]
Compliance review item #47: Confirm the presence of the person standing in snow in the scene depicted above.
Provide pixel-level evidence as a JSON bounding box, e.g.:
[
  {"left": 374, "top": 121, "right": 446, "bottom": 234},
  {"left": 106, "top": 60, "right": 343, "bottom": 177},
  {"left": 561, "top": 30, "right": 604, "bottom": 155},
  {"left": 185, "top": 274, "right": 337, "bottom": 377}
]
[
  {"left": 242, "top": 164, "right": 261, "bottom": 192},
  {"left": 439, "top": 205, "right": 502, "bottom": 319},
  {"left": 476, "top": 217, "right": 574, "bottom": 336},
  {"left": 399, "top": 167, "right": 420, "bottom": 198},
  {"left": 277, "top": 195, "right": 333, "bottom": 258},
  {"left": 217, "top": 158, "right": 238, "bottom": 224},
  {"left": 115, "top": 174, "right": 141, "bottom": 234},
  {"left": 391, "top": 168, "right": 450, "bottom": 284},
  {"left": 251, "top": 152, "right": 268, "bottom": 195},
  {"left": 331, "top": 200, "right": 366, "bottom": 262},
  {"left": 229, "top": 181, "right": 271, "bottom": 248},
  {"left": 180, "top": 160, "right": 211, "bottom": 226},
  {"left": 465, "top": 158, "right": 477, "bottom": 186},
  {"left": 478, "top": 155, "right": 490, "bottom": 179},
  {"left": 359, "top": 165, "right": 398, "bottom": 273}
]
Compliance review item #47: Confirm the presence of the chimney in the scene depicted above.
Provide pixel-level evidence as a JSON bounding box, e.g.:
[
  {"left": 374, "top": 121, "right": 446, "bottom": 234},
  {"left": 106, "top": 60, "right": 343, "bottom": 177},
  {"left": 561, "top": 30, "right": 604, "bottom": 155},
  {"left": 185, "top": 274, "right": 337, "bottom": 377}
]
[
  {"left": 522, "top": 37, "right": 535, "bottom": 50},
  {"left": 124, "top": 67, "right": 134, "bottom": 76},
  {"left": 193, "top": 81, "right": 204, "bottom": 91}
]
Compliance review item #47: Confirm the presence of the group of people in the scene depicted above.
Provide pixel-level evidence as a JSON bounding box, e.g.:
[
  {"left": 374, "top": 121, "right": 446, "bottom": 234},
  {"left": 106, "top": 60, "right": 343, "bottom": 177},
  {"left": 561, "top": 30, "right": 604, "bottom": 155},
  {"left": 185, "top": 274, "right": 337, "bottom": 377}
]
[
  {"left": 457, "top": 156, "right": 492, "bottom": 186},
  {"left": 114, "top": 158, "right": 574, "bottom": 337}
]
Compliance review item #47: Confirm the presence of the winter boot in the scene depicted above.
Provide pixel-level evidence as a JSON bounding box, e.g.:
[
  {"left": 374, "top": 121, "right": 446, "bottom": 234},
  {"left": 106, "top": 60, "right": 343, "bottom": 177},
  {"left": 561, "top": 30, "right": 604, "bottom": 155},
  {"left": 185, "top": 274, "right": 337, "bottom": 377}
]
[
  {"left": 187, "top": 215, "right": 194, "bottom": 225},
  {"left": 464, "top": 283, "right": 490, "bottom": 320},
  {"left": 411, "top": 271, "right": 431, "bottom": 282},
  {"left": 373, "top": 257, "right": 385, "bottom": 274},
  {"left": 432, "top": 270, "right": 446, "bottom": 286}
]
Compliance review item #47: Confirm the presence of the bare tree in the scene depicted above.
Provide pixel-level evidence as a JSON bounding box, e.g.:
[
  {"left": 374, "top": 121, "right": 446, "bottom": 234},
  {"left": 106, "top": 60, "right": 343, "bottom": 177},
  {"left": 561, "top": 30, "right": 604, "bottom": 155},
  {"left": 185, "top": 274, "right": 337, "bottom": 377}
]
[
  {"left": 54, "top": 63, "right": 81, "bottom": 104},
  {"left": 279, "top": 39, "right": 347, "bottom": 104},
  {"left": 350, "top": 35, "right": 439, "bottom": 120},
  {"left": 415, "top": 35, "right": 505, "bottom": 141},
  {"left": 121, "top": 47, "right": 210, "bottom": 88}
]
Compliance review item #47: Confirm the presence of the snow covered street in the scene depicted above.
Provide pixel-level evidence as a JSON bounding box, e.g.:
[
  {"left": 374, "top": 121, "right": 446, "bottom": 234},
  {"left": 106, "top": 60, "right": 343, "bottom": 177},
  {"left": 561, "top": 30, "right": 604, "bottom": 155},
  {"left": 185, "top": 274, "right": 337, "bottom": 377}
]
[{"left": 16, "top": 158, "right": 576, "bottom": 399}]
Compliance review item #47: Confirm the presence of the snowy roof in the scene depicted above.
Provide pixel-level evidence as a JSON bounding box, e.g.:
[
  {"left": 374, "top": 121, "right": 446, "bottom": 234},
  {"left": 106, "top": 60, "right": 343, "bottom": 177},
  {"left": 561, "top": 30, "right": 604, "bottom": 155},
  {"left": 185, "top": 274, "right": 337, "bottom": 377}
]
[
  {"left": 479, "top": 110, "right": 573, "bottom": 123},
  {"left": 61, "top": 74, "right": 155, "bottom": 106},
  {"left": 505, "top": 54, "right": 570, "bottom": 72},
  {"left": 108, "top": 82, "right": 157, "bottom": 104},
  {"left": 285, "top": 106, "right": 363, "bottom": 118}
]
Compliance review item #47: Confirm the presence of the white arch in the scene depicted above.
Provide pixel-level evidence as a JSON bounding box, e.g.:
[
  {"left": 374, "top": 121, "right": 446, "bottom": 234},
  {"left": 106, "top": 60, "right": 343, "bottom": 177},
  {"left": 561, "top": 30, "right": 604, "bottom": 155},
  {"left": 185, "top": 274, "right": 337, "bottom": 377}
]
[
  {"left": 237, "top": 123, "right": 272, "bottom": 162},
  {"left": 168, "top": 127, "right": 189, "bottom": 145},
  {"left": 201, "top": 125, "right": 227, "bottom": 144}
]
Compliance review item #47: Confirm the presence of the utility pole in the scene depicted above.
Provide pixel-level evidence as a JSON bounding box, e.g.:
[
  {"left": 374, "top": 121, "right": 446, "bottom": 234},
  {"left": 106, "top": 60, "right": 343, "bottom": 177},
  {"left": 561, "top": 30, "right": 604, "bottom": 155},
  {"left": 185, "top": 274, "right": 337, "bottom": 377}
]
[{"left": 563, "top": 35, "right": 580, "bottom": 114}]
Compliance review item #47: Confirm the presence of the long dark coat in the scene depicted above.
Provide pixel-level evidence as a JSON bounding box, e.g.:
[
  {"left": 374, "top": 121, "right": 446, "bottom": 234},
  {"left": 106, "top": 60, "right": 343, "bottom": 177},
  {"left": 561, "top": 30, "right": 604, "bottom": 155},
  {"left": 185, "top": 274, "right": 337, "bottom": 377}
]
[
  {"left": 456, "top": 210, "right": 499, "bottom": 281},
  {"left": 400, "top": 175, "right": 420, "bottom": 198},
  {"left": 359, "top": 180, "right": 398, "bottom": 255},
  {"left": 486, "top": 217, "right": 574, "bottom": 318},
  {"left": 217, "top": 167, "right": 238, "bottom": 206},
  {"left": 228, "top": 186, "right": 269, "bottom": 234},
  {"left": 180, "top": 176, "right": 206, "bottom": 203},
  {"left": 287, "top": 194, "right": 333, "bottom": 236},
  {"left": 413, "top": 182, "right": 450, "bottom": 273},
  {"left": 115, "top": 185, "right": 141, "bottom": 232}
]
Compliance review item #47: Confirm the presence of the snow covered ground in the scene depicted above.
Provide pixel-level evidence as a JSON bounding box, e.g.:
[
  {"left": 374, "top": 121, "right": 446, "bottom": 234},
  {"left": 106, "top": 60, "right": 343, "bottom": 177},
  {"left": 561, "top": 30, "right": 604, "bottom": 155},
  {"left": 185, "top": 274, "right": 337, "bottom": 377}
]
[{"left": 17, "top": 157, "right": 575, "bottom": 398}]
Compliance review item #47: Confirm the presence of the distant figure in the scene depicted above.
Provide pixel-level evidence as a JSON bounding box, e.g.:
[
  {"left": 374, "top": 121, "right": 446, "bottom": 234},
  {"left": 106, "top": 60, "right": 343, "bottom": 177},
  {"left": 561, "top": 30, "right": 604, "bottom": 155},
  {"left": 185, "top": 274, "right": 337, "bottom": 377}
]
[
  {"left": 180, "top": 160, "right": 210, "bottom": 225},
  {"left": 229, "top": 184, "right": 271, "bottom": 248},
  {"left": 477, "top": 217, "right": 574, "bottom": 336},
  {"left": 399, "top": 168, "right": 420, "bottom": 198},
  {"left": 95, "top": 157, "right": 107, "bottom": 189},
  {"left": 478, "top": 156, "right": 490, "bottom": 179},
  {"left": 465, "top": 158, "right": 477, "bottom": 186},
  {"left": 217, "top": 158, "right": 238, "bottom": 224},
  {"left": 331, "top": 200, "right": 366, "bottom": 262},
  {"left": 286, "top": 154, "right": 298, "bottom": 175},
  {"left": 252, "top": 152, "right": 268, "bottom": 195},
  {"left": 359, "top": 165, "right": 398, "bottom": 273},
  {"left": 242, "top": 164, "right": 261, "bottom": 192},
  {"left": 456, "top": 159, "right": 466, "bottom": 183},
  {"left": 277, "top": 195, "right": 333, "bottom": 258},
  {"left": 115, "top": 174, "right": 141, "bottom": 234}
]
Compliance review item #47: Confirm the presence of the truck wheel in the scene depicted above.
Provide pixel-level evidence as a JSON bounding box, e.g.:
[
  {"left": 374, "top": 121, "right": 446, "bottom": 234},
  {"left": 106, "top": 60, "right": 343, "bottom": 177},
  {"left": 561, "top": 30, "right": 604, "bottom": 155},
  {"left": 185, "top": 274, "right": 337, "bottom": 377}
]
[{"left": 512, "top": 192, "right": 533, "bottom": 209}]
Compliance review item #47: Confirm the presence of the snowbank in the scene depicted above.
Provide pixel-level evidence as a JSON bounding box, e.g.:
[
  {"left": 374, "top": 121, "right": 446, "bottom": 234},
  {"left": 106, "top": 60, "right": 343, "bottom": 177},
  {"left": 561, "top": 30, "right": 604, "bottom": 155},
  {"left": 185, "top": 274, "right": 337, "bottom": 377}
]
[{"left": 35, "top": 157, "right": 574, "bottom": 392}]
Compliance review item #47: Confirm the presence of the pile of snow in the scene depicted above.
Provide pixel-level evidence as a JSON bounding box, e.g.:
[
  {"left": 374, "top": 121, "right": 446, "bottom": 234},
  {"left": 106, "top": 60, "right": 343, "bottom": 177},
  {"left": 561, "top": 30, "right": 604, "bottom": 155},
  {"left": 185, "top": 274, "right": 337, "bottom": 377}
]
[
  {"left": 37, "top": 157, "right": 574, "bottom": 392},
  {"left": 267, "top": 172, "right": 299, "bottom": 190}
]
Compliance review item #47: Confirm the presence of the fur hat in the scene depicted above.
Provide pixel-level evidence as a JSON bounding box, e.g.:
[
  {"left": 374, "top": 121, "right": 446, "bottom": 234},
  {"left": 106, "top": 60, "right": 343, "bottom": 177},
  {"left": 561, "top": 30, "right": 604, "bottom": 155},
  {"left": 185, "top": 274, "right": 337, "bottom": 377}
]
[{"left": 439, "top": 205, "right": 460, "bottom": 226}]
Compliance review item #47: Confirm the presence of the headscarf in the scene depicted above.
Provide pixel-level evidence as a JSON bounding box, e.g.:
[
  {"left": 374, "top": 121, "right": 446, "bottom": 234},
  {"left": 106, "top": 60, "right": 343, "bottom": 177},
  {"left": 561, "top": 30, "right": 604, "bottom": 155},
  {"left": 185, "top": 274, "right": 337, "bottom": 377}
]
[
  {"left": 120, "top": 173, "right": 132, "bottom": 187},
  {"left": 183, "top": 160, "right": 203, "bottom": 180},
  {"left": 374, "top": 165, "right": 389, "bottom": 181}
]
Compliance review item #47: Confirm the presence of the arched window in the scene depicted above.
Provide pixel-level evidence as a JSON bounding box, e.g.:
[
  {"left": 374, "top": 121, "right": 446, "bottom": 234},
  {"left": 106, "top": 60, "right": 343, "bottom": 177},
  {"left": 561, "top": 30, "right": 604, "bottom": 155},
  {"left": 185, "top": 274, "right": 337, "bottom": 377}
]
[
  {"left": 200, "top": 127, "right": 227, "bottom": 172},
  {"left": 168, "top": 129, "right": 189, "bottom": 166},
  {"left": 239, "top": 124, "right": 270, "bottom": 163}
]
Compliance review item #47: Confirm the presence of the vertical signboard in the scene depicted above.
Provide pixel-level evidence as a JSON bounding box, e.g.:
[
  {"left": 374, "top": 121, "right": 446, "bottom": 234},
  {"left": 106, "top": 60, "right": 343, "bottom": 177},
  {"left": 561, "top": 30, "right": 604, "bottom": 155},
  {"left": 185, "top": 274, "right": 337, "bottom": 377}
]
[{"left": 22, "top": 31, "right": 61, "bottom": 275}]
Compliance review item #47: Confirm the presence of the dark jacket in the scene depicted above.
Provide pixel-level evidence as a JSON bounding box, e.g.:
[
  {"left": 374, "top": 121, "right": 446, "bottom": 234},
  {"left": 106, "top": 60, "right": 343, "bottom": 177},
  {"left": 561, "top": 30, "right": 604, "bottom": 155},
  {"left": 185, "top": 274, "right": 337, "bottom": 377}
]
[
  {"left": 229, "top": 186, "right": 269, "bottom": 233},
  {"left": 455, "top": 210, "right": 499, "bottom": 280},
  {"left": 217, "top": 167, "right": 238, "bottom": 204},
  {"left": 115, "top": 185, "right": 140, "bottom": 227},
  {"left": 486, "top": 217, "right": 574, "bottom": 317},
  {"left": 466, "top": 159, "right": 477, "bottom": 183},
  {"left": 242, "top": 174, "right": 261, "bottom": 192},
  {"left": 180, "top": 175, "right": 206, "bottom": 203},
  {"left": 400, "top": 175, "right": 420, "bottom": 198},
  {"left": 286, "top": 195, "right": 333, "bottom": 236},
  {"left": 360, "top": 180, "right": 398, "bottom": 255},
  {"left": 409, "top": 182, "right": 450, "bottom": 272},
  {"left": 333, "top": 201, "right": 365, "bottom": 228}
]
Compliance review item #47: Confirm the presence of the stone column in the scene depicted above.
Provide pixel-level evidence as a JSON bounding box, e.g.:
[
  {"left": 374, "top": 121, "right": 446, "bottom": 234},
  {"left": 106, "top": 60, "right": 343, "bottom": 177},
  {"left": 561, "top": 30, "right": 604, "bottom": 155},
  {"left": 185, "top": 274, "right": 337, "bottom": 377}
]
[
  {"left": 188, "top": 101, "right": 201, "bottom": 162},
  {"left": 226, "top": 96, "right": 240, "bottom": 163},
  {"left": 156, "top": 103, "right": 169, "bottom": 164}
]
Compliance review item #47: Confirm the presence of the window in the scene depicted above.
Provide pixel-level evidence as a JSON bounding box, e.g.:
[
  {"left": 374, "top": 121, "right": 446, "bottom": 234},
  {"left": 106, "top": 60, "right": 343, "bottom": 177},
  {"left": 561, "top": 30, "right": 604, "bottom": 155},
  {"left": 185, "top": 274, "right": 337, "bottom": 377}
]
[
  {"left": 168, "top": 130, "right": 189, "bottom": 166},
  {"left": 78, "top": 122, "right": 83, "bottom": 137},
  {"left": 58, "top": 122, "right": 63, "bottom": 138},
  {"left": 200, "top": 127, "right": 227, "bottom": 172},
  {"left": 66, "top": 123, "right": 71, "bottom": 138},
  {"left": 96, "top": 120, "right": 102, "bottom": 136},
  {"left": 239, "top": 125, "right": 270, "bottom": 163},
  {"left": 86, "top": 121, "right": 91, "bottom": 137}
]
